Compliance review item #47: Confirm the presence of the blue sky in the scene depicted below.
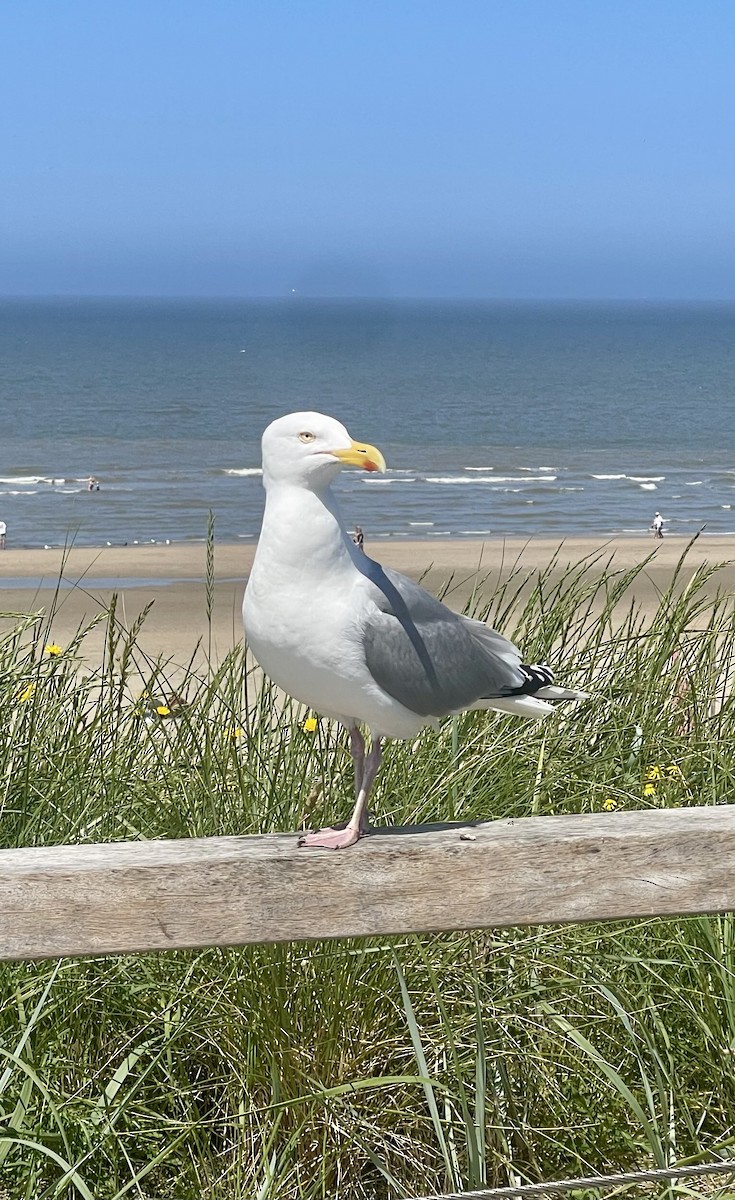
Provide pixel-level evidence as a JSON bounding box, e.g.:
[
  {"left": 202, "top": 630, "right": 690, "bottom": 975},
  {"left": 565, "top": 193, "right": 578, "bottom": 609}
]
[{"left": 1, "top": 1, "right": 732, "bottom": 299}]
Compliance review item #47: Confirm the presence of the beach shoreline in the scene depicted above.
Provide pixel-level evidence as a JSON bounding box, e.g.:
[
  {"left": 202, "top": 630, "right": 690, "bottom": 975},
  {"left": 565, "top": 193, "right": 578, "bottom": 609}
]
[
  {"left": 1, "top": 531, "right": 732, "bottom": 578},
  {"left": 1, "top": 534, "right": 732, "bottom": 669}
]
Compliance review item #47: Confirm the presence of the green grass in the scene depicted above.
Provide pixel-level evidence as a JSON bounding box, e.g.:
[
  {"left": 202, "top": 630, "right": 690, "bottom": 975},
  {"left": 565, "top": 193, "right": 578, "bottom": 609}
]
[{"left": 0, "top": 543, "right": 733, "bottom": 1199}]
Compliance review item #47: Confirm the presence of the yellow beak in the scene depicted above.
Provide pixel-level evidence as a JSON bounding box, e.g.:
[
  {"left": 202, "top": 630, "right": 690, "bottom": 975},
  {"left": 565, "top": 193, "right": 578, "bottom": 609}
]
[{"left": 331, "top": 439, "right": 386, "bottom": 474}]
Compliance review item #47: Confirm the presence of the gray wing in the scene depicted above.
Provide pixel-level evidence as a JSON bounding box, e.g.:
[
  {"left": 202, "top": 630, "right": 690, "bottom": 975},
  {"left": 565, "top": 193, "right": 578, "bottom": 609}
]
[{"left": 359, "top": 563, "right": 529, "bottom": 717}]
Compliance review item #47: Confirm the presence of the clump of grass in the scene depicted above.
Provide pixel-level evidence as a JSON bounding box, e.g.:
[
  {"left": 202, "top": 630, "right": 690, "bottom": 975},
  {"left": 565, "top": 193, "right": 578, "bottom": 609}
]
[{"left": 0, "top": 547, "right": 733, "bottom": 1198}]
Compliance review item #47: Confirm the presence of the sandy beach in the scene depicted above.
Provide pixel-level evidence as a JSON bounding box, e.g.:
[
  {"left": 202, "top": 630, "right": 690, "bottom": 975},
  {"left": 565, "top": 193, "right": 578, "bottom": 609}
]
[{"left": 1, "top": 534, "right": 732, "bottom": 670}]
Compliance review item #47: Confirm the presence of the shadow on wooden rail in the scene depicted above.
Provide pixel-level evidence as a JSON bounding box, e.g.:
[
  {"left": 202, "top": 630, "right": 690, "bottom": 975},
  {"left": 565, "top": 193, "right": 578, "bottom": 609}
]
[{"left": 1, "top": 805, "right": 733, "bottom": 963}]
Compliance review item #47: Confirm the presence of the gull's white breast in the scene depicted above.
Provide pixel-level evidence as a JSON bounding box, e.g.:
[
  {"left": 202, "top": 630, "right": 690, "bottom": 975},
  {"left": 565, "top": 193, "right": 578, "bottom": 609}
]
[{"left": 243, "top": 554, "right": 427, "bottom": 738}]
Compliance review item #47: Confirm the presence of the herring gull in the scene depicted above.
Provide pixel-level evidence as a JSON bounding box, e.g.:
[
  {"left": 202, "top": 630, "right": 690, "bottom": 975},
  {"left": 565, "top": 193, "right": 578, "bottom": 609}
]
[{"left": 243, "top": 412, "right": 587, "bottom": 849}]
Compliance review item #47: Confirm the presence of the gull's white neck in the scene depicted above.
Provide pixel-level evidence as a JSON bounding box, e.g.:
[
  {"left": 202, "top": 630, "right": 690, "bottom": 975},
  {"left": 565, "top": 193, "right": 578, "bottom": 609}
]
[{"left": 252, "top": 478, "right": 359, "bottom": 581}]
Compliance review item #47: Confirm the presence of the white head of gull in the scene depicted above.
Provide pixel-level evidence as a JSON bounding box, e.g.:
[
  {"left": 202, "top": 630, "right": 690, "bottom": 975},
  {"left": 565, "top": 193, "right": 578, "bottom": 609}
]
[{"left": 243, "top": 411, "right": 587, "bottom": 849}]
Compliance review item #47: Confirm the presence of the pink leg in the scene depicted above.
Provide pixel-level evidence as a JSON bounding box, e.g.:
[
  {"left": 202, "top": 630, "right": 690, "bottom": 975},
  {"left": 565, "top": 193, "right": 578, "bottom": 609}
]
[
  {"left": 349, "top": 726, "right": 365, "bottom": 799},
  {"left": 298, "top": 735, "right": 382, "bottom": 850}
]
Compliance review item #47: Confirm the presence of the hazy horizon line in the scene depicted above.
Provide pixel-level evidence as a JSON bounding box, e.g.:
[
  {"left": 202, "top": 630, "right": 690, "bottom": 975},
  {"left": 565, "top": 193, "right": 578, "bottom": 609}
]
[{"left": 1, "top": 293, "right": 732, "bottom": 306}]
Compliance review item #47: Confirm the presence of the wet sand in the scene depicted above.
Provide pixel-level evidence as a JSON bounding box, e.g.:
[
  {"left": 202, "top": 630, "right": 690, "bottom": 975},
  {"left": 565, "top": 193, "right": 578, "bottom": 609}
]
[{"left": 1, "top": 535, "right": 732, "bottom": 670}]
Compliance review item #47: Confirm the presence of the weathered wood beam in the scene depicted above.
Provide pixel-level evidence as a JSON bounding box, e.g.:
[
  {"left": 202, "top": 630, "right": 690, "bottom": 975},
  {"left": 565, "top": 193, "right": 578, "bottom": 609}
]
[{"left": 1, "top": 806, "right": 733, "bottom": 962}]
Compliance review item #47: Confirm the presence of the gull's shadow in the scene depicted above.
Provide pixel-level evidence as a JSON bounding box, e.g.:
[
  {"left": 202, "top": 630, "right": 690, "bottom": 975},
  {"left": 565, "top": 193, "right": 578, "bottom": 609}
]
[
  {"left": 294, "top": 819, "right": 487, "bottom": 841},
  {"left": 367, "top": 818, "right": 484, "bottom": 837}
]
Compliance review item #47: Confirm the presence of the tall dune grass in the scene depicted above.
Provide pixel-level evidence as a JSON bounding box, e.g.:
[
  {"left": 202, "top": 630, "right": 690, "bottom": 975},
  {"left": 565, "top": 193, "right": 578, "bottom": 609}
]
[{"left": 0, "top": 544, "right": 733, "bottom": 1198}]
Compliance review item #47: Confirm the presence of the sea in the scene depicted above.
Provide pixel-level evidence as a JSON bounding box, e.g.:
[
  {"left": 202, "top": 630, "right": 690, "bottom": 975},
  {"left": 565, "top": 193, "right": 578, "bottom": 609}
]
[{"left": 0, "top": 298, "right": 732, "bottom": 551}]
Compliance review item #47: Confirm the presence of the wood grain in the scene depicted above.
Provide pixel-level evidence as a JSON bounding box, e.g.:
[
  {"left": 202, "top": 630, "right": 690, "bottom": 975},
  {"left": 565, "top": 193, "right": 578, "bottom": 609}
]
[{"left": 1, "top": 806, "right": 733, "bottom": 962}]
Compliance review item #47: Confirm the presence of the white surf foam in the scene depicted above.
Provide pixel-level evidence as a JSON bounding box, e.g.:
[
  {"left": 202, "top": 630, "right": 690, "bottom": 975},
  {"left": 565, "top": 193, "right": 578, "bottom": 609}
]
[
  {"left": 0, "top": 475, "right": 54, "bottom": 485},
  {"left": 222, "top": 467, "right": 262, "bottom": 476},
  {"left": 424, "top": 475, "right": 556, "bottom": 484},
  {"left": 591, "top": 473, "right": 627, "bottom": 479},
  {"left": 361, "top": 477, "right": 416, "bottom": 484}
]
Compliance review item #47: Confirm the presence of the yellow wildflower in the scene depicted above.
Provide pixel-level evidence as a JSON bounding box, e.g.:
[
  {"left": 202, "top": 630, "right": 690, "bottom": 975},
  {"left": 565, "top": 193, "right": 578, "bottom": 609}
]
[
  {"left": 155, "top": 705, "right": 171, "bottom": 717},
  {"left": 44, "top": 643, "right": 63, "bottom": 656},
  {"left": 602, "top": 797, "right": 618, "bottom": 811},
  {"left": 230, "top": 726, "right": 244, "bottom": 739},
  {"left": 302, "top": 716, "right": 318, "bottom": 733},
  {"left": 643, "top": 763, "right": 684, "bottom": 798},
  {"left": 18, "top": 683, "right": 36, "bottom": 703}
]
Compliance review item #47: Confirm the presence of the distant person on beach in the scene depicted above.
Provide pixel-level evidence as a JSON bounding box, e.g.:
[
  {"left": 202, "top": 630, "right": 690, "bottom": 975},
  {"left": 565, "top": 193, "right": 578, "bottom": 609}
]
[
  {"left": 0, "top": 520, "right": 5, "bottom": 549},
  {"left": 352, "top": 526, "right": 365, "bottom": 552},
  {"left": 87, "top": 477, "right": 100, "bottom": 492},
  {"left": 651, "top": 511, "right": 664, "bottom": 539}
]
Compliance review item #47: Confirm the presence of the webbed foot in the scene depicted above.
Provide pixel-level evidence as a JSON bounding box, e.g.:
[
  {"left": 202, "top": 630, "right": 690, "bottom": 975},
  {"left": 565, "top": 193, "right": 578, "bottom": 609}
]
[{"left": 297, "top": 824, "right": 363, "bottom": 850}]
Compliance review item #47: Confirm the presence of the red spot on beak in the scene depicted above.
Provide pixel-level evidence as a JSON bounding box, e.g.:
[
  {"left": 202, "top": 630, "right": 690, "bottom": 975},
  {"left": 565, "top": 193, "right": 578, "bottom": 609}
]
[{"left": 363, "top": 459, "right": 379, "bottom": 472}]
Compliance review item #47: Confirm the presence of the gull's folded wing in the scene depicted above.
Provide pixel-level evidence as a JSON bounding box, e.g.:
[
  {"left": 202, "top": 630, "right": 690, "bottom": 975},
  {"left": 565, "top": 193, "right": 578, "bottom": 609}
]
[{"left": 358, "top": 561, "right": 530, "bottom": 717}]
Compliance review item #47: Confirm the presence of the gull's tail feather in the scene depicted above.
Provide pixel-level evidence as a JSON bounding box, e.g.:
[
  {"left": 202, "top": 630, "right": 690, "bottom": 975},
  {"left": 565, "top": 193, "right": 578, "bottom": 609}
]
[
  {"left": 535, "top": 684, "right": 590, "bottom": 701},
  {"left": 468, "top": 662, "right": 590, "bottom": 719},
  {"left": 469, "top": 694, "right": 555, "bottom": 719},
  {"left": 507, "top": 662, "right": 590, "bottom": 705}
]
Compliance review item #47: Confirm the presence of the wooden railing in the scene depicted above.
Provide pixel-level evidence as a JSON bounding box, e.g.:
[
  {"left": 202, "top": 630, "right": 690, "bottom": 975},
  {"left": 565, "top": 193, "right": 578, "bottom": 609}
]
[{"left": 1, "top": 805, "right": 733, "bottom": 962}]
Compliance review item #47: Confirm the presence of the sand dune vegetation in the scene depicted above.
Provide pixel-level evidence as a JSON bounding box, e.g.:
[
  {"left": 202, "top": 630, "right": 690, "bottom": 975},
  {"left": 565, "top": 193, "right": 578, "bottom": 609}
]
[{"left": 0, "top": 543, "right": 733, "bottom": 1198}]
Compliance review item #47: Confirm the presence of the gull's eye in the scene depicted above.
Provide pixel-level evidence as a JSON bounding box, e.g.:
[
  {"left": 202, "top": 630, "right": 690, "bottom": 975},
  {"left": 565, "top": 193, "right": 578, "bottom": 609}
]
[{"left": 298, "top": 431, "right": 316, "bottom": 443}]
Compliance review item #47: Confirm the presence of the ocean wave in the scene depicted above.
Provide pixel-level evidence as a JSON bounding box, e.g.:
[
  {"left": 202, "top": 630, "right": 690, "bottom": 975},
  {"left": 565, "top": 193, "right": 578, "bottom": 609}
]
[
  {"left": 591, "top": 473, "right": 665, "bottom": 484},
  {"left": 361, "top": 477, "right": 416, "bottom": 484},
  {"left": 424, "top": 475, "right": 557, "bottom": 484},
  {"left": 0, "top": 475, "right": 55, "bottom": 485},
  {"left": 685, "top": 481, "right": 703, "bottom": 486},
  {"left": 638, "top": 482, "right": 658, "bottom": 490},
  {"left": 493, "top": 474, "right": 558, "bottom": 483},
  {"left": 464, "top": 466, "right": 494, "bottom": 471},
  {"left": 31, "top": 484, "right": 83, "bottom": 494},
  {"left": 424, "top": 476, "right": 482, "bottom": 484},
  {"left": 0, "top": 489, "right": 39, "bottom": 496},
  {"left": 222, "top": 467, "right": 263, "bottom": 476},
  {"left": 0, "top": 475, "right": 98, "bottom": 487},
  {"left": 409, "top": 521, "right": 434, "bottom": 526}
]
